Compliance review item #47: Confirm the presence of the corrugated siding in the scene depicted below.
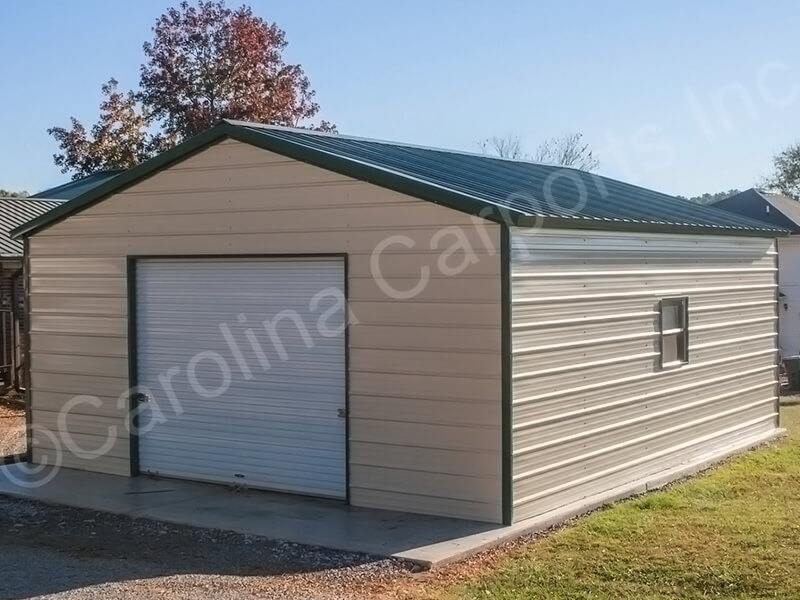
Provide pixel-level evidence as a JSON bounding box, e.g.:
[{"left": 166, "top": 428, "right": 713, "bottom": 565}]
[
  {"left": 511, "top": 228, "right": 779, "bottom": 522},
  {"left": 0, "top": 198, "right": 62, "bottom": 257},
  {"left": 27, "top": 139, "right": 503, "bottom": 523}
]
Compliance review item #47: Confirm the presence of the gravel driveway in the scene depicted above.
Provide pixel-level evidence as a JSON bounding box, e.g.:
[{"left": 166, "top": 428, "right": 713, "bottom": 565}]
[
  {"left": 0, "top": 397, "right": 25, "bottom": 460},
  {"left": 0, "top": 497, "right": 412, "bottom": 600}
]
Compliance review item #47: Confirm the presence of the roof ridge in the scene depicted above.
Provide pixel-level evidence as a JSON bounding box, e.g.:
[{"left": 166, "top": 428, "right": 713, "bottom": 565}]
[
  {"left": 267, "top": 126, "right": 789, "bottom": 220},
  {"left": 238, "top": 122, "right": 734, "bottom": 209},
  {"left": 226, "top": 119, "right": 580, "bottom": 169}
]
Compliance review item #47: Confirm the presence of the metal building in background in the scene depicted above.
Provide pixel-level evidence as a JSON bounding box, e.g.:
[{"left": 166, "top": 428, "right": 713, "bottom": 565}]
[{"left": 0, "top": 197, "right": 62, "bottom": 392}]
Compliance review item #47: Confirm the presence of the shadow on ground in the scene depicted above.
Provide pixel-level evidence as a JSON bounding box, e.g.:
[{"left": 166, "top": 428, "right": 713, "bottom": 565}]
[{"left": 0, "top": 496, "right": 404, "bottom": 599}]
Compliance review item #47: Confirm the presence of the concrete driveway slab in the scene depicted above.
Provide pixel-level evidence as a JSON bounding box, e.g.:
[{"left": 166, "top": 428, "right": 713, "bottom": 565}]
[{"left": 0, "top": 463, "right": 502, "bottom": 566}]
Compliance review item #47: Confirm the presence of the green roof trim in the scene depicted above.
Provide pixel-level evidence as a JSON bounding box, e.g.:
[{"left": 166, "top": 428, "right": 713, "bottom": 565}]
[
  {"left": 32, "top": 170, "right": 125, "bottom": 200},
  {"left": 12, "top": 125, "right": 232, "bottom": 239},
  {"left": 12, "top": 120, "right": 790, "bottom": 239}
]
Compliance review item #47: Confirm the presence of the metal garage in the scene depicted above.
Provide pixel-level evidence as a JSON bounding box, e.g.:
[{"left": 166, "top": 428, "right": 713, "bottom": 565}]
[{"left": 11, "top": 120, "right": 787, "bottom": 527}]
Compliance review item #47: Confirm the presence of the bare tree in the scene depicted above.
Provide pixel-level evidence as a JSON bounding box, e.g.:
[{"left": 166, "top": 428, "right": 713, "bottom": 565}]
[
  {"left": 532, "top": 133, "right": 599, "bottom": 171},
  {"left": 479, "top": 135, "right": 526, "bottom": 160},
  {"left": 480, "top": 132, "right": 599, "bottom": 171}
]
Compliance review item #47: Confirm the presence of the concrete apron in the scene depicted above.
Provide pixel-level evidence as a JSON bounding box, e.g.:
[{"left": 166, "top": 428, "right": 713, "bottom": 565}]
[
  {"left": 0, "top": 464, "right": 508, "bottom": 567},
  {"left": 0, "top": 428, "right": 783, "bottom": 567}
]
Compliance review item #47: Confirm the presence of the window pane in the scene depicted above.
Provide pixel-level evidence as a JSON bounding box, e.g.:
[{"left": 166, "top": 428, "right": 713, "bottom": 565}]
[
  {"left": 661, "top": 297, "right": 688, "bottom": 365},
  {"left": 663, "top": 332, "right": 679, "bottom": 363},
  {"left": 677, "top": 328, "right": 687, "bottom": 361},
  {"left": 662, "top": 302, "right": 682, "bottom": 330}
]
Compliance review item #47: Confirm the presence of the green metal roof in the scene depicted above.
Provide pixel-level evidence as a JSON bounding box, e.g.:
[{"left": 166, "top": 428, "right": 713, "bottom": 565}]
[
  {"left": 32, "top": 170, "right": 125, "bottom": 200},
  {"left": 11, "top": 120, "right": 789, "bottom": 239}
]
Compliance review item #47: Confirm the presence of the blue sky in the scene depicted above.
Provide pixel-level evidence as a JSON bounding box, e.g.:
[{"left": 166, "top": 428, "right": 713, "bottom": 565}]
[{"left": 2, "top": 1, "right": 800, "bottom": 196}]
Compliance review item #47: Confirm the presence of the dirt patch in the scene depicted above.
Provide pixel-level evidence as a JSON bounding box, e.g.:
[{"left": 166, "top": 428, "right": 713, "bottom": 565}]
[{"left": 0, "top": 394, "right": 25, "bottom": 460}]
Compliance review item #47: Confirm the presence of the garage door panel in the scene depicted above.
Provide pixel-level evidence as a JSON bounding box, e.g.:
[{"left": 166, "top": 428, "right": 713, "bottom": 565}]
[
  {"left": 140, "top": 388, "right": 346, "bottom": 408},
  {"left": 142, "top": 414, "right": 349, "bottom": 440},
  {"left": 138, "top": 348, "right": 345, "bottom": 363},
  {"left": 139, "top": 382, "right": 346, "bottom": 410},
  {"left": 142, "top": 440, "right": 343, "bottom": 474},
  {"left": 136, "top": 257, "right": 346, "bottom": 498},
  {"left": 139, "top": 397, "right": 343, "bottom": 418},
  {"left": 144, "top": 435, "right": 345, "bottom": 461},
  {"left": 150, "top": 467, "right": 343, "bottom": 497},
  {"left": 138, "top": 372, "right": 345, "bottom": 397}
]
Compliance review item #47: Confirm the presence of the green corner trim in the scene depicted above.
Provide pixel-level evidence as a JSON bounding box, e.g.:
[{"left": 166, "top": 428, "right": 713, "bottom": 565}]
[
  {"left": 126, "top": 258, "right": 140, "bottom": 476},
  {"left": 501, "top": 225, "right": 513, "bottom": 525}
]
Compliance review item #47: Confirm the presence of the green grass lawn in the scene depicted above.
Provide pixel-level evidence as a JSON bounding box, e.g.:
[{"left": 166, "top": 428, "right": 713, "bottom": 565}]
[{"left": 441, "top": 400, "right": 800, "bottom": 600}]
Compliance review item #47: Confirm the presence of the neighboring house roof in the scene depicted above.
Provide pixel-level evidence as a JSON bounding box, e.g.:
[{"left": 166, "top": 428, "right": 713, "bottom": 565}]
[
  {"left": 32, "top": 170, "right": 125, "bottom": 200},
  {"left": 762, "top": 192, "right": 800, "bottom": 230},
  {"left": 11, "top": 121, "right": 789, "bottom": 239},
  {"left": 711, "top": 188, "right": 800, "bottom": 234},
  {"left": 0, "top": 197, "right": 63, "bottom": 258}
]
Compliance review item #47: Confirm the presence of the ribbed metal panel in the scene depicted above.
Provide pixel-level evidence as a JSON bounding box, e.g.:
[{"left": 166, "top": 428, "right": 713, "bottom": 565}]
[
  {"left": 31, "top": 170, "right": 123, "bottom": 200},
  {"left": 0, "top": 198, "right": 62, "bottom": 257},
  {"left": 135, "top": 257, "right": 346, "bottom": 498},
  {"left": 511, "top": 228, "right": 779, "bottom": 521}
]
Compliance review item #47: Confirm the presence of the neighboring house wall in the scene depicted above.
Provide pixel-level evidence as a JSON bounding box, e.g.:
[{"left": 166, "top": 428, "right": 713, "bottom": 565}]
[
  {"left": 778, "top": 235, "right": 800, "bottom": 356},
  {"left": 26, "top": 139, "right": 504, "bottom": 522},
  {"left": 713, "top": 190, "right": 800, "bottom": 357},
  {"left": 510, "top": 229, "right": 779, "bottom": 522}
]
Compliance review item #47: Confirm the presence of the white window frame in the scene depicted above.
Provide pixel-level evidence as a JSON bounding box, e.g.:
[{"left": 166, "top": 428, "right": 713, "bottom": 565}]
[{"left": 660, "top": 296, "right": 689, "bottom": 368}]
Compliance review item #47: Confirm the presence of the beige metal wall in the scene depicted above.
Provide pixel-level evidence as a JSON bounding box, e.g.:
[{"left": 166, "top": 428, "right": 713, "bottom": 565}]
[
  {"left": 511, "top": 228, "right": 779, "bottom": 522},
  {"left": 27, "top": 139, "right": 504, "bottom": 523}
]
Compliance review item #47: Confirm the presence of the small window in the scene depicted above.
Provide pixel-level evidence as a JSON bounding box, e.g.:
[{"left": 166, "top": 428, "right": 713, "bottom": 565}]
[{"left": 660, "top": 297, "right": 688, "bottom": 367}]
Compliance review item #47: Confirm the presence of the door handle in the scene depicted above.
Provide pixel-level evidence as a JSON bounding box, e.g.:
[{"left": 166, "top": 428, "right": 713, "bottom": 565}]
[
  {"left": 131, "top": 392, "right": 151, "bottom": 404},
  {"left": 337, "top": 408, "right": 346, "bottom": 418}
]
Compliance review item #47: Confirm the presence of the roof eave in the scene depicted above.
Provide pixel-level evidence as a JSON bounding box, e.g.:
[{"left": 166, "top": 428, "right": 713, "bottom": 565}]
[
  {"left": 516, "top": 215, "right": 789, "bottom": 237},
  {"left": 10, "top": 124, "right": 236, "bottom": 239}
]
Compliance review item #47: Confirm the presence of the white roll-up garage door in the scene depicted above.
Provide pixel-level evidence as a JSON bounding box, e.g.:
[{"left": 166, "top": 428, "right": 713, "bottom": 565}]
[{"left": 134, "top": 257, "right": 346, "bottom": 498}]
